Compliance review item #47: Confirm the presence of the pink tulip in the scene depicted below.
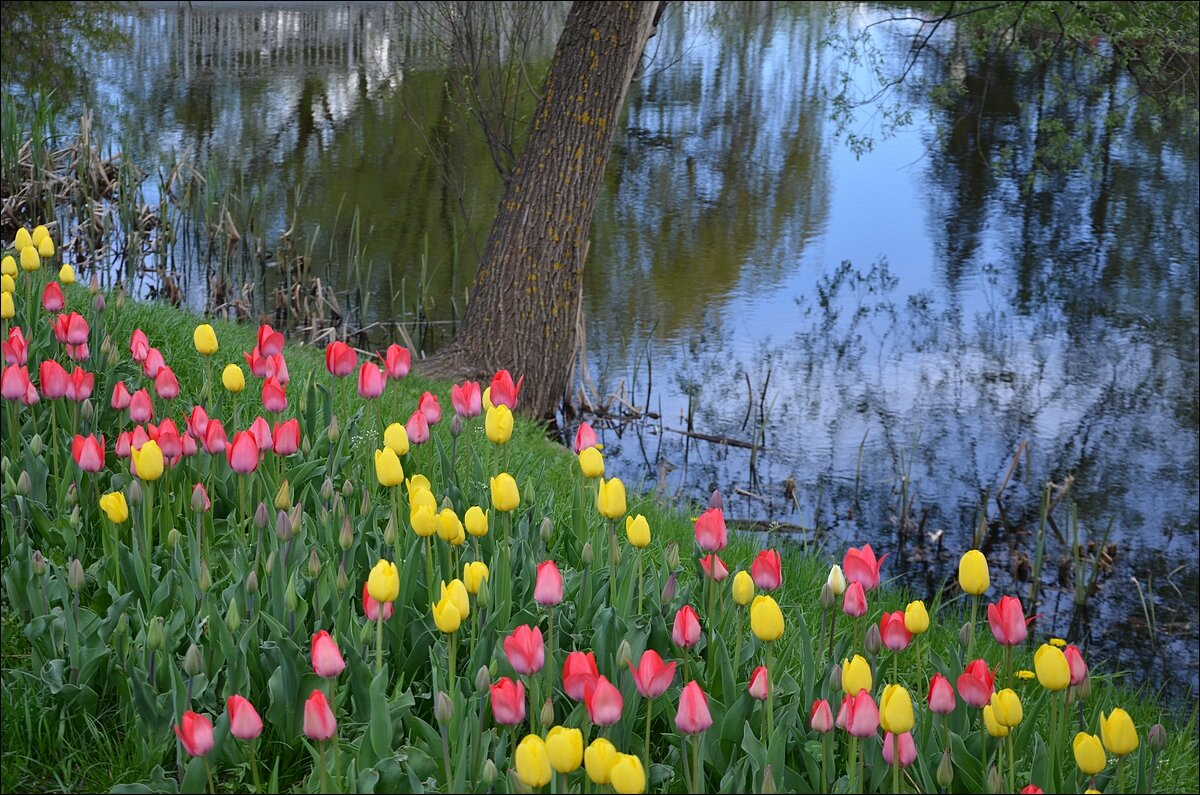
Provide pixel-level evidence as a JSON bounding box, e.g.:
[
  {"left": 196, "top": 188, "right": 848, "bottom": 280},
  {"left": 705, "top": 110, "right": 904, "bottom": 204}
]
[
  {"left": 186, "top": 406, "right": 209, "bottom": 439},
  {"left": 573, "top": 422, "right": 598, "bottom": 453},
  {"left": 173, "top": 711, "right": 214, "bottom": 757},
  {"left": 66, "top": 367, "right": 94, "bottom": 401},
  {"left": 72, "top": 434, "right": 104, "bottom": 472},
  {"left": 843, "top": 544, "right": 888, "bottom": 591},
  {"left": 129, "top": 388, "right": 153, "bottom": 423},
  {"left": 694, "top": 507, "right": 727, "bottom": 552},
  {"left": 142, "top": 347, "right": 165, "bottom": 378},
  {"left": 585, "top": 675, "right": 623, "bottom": 726},
  {"left": 842, "top": 581, "right": 867, "bottom": 617},
  {"left": 675, "top": 681, "right": 713, "bottom": 734},
  {"left": 42, "top": 282, "right": 64, "bottom": 312},
  {"left": 699, "top": 553, "right": 729, "bottom": 582},
  {"left": 450, "top": 380, "right": 481, "bottom": 418},
  {"left": 311, "top": 630, "right": 346, "bottom": 678},
  {"left": 273, "top": 418, "right": 300, "bottom": 456},
  {"left": 405, "top": 410, "right": 430, "bottom": 445},
  {"left": 384, "top": 344, "right": 410, "bottom": 379},
  {"left": 52, "top": 312, "right": 88, "bottom": 345},
  {"left": 489, "top": 677, "right": 526, "bottom": 725},
  {"left": 810, "top": 699, "right": 834, "bottom": 733},
  {"left": 1, "top": 365, "right": 31, "bottom": 401},
  {"left": 226, "top": 430, "right": 259, "bottom": 473},
  {"left": 114, "top": 431, "right": 132, "bottom": 458},
  {"left": 357, "top": 363, "right": 386, "bottom": 399},
  {"left": 261, "top": 377, "right": 286, "bottom": 413},
  {"left": 751, "top": 549, "right": 782, "bottom": 591},
  {"left": 181, "top": 432, "right": 198, "bottom": 457},
  {"left": 257, "top": 323, "right": 285, "bottom": 357},
  {"left": 882, "top": 731, "right": 917, "bottom": 767},
  {"left": 928, "top": 672, "right": 956, "bottom": 714},
  {"left": 672, "top": 605, "right": 702, "bottom": 648},
  {"left": 2, "top": 327, "right": 28, "bottom": 365},
  {"left": 563, "top": 651, "right": 599, "bottom": 701},
  {"left": 1020, "top": 786, "right": 1045, "bottom": 794},
  {"left": 628, "top": 649, "right": 677, "bottom": 698},
  {"left": 325, "top": 341, "right": 356, "bottom": 377},
  {"left": 154, "top": 366, "right": 179, "bottom": 400},
  {"left": 249, "top": 416, "right": 273, "bottom": 451},
  {"left": 534, "top": 560, "right": 563, "bottom": 606},
  {"left": 748, "top": 666, "right": 769, "bottom": 700},
  {"left": 838, "top": 690, "right": 880, "bottom": 738},
  {"left": 419, "top": 391, "right": 441, "bottom": 425},
  {"left": 879, "top": 610, "right": 912, "bottom": 651},
  {"left": 38, "top": 360, "right": 69, "bottom": 399},
  {"left": 111, "top": 381, "right": 131, "bottom": 410},
  {"left": 362, "top": 582, "right": 395, "bottom": 622},
  {"left": 987, "top": 595, "right": 1031, "bottom": 647},
  {"left": 303, "top": 689, "right": 337, "bottom": 740},
  {"left": 244, "top": 347, "right": 273, "bottom": 379},
  {"left": 129, "top": 329, "right": 149, "bottom": 362},
  {"left": 154, "top": 420, "right": 183, "bottom": 460},
  {"left": 956, "top": 659, "right": 995, "bottom": 708},
  {"left": 504, "top": 625, "right": 545, "bottom": 675},
  {"left": 1064, "top": 644, "right": 1087, "bottom": 686},
  {"left": 269, "top": 353, "right": 289, "bottom": 385},
  {"left": 489, "top": 369, "right": 523, "bottom": 409},
  {"left": 226, "top": 695, "right": 263, "bottom": 741},
  {"left": 65, "top": 342, "right": 89, "bottom": 361},
  {"left": 203, "top": 419, "right": 228, "bottom": 455}
]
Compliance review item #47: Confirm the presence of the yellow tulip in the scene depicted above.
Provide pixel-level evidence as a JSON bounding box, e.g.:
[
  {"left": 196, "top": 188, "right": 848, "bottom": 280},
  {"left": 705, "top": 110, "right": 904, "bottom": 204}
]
[
  {"left": 1, "top": 255, "right": 15, "bottom": 276},
  {"left": 436, "top": 508, "right": 463, "bottom": 543},
  {"left": 1099, "top": 709, "right": 1139, "bottom": 756},
  {"left": 482, "top": 386, "right": 494, "bottom": 411},
  {"left": 545, "top": 726, "right": 583, "bottom": 774},
  {"left": 37, "top": 237, "right": 54, "bottom": 258},
  {"left": 19, "top": 246, "right": 39, "bottom": 272},
  {"left": 375, "top": 448, "right": 404, "bottom": 487},
  {"left": 880, "top": 684, "right": 915, "bottom": 734},
  {"left": 983, "top": 704, "right": 1009, "bottom": 737},
  {"left": 584, "top": 737, "right": 618, "bottom": 784},
  {"left": 222, "top": 363, "right": 245, "bottom": 393},
  {"left": 1034, "top": 643, "right": 1070, "bottom": 691},
  {"left": 99, "top": 491, "right": 129, "bottom": 523},
  {"left": 1049, "top": 637, "right": 1067, "bottom": 648},
  {"left": 0, "top": 291, "right": 12, "bottom": 319},
  {"left": 827, "top": 564, "right": 847, "bottom": 596},
  {"left": 463, "top": 561, "right": 489, "bottom": 594},
  {"left": 58, "top": 264, "right": 76, "bottom": 285},
  {"left": 596, "top": 477, "right": 626, "bottom": 519},
  {"left": 490, "top": 473, "right": 519, "bottom": 512},
  {"left": 842, "top": 654, "right": 873, "bottom": 695},
  {"left": 465, "top": 506, "right": 489, "bottom": 537},
  {"left": 750, "top": 594, "right": 785, "bottom": 642},
  {"left": 440, "top": 579, "right": 470, "bottom": 619},
  {"left": 30, "top": 225, "right": 48, "bottom": 247},
  {"left": 625, "top": 514, "right": 650, "bottom": 548},
  {"left": 579, "top": 447, "right": 604, "bottom": 478},
  {"left": 449, "top": 525, "right": 466, "bottom": 546},
  {"left": 367, "top": 559, "right": 399, "bottom": 603},
  {"left": 1073, "top": 731, "right": 1107, "bottom": 775},
  {"left": 485, "top": 404, "right": 513, "bottom": 444},
  {"left": 514, "top": 734, "right": 551, "bottom": 788},
  {"left": 13, "top": 227, "right": 33, "bottom": 251},
  {"left": 732, "top": 570, "right": 755, "bottom": 606},
  {"left": 406, "top": 474, "right": 431, "bottom": 497},
  {"left": 131, "top": 441, "right": 165, "bottom": 481},
  {"left": 1, "top": 273, "right": 14, "bottom": 293},
  {"left": 609, "top": 754, "right": 646, "bottom": 795},
  {"left": 192, "top": 324, "right": 218, "bottom": 355},
  {"left": 958, "top": 549, "right": 990, "bottom": 595},
  {"left": 904, "top": 600, "right": 930, "bottom": 634},
  {"left": 431, "top": 593, "right": 461, "bottom": 633},
  {"left": 990, "top": 689, "right": 1023, "bottom": 727},
  {"left": 411, "top": 504, "right": 437, "bottom": 538},
  {"left": 409, "top": 486, "right": 437, "bottom": 516},
  {"left": 384, "top": 422, "right": 409, "bottom": 456}
]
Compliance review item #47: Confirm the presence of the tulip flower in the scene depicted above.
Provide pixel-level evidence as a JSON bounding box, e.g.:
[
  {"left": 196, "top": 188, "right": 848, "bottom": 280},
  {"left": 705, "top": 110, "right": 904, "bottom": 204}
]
[
  {"left": 0, "top": 292, "right": 11, "bottom": 319},
  {"left": 261, "top": 376, "right": 286, "bottom": 412},
  {"left": 431, "top": 591, "right": 462, "bottom": 633},
  {"left": 58, "top": 263, "right": 75, "bottom": 283},
  {"left": 99, "top": 491, "right": 129, "bottom": 523},
  {"left": 751, "top": 548, "right": 782, "bottom": 590},
  {"left": 0, "top": 253, "right": 14, "bottom": 273},
  {"left": 411, "top": 504, "right": 437, "bottom": 537},
  {"left": 375, "top": 447, "right": 404, "bottom": 487},
  {"left": 227, "top": 431, "right": 259, "bottom": 473},
  {"left": 731, "top": 570, "right": 755, "bottom": 605},
  {"left": 360, "top": 581, "right": 395, "bottom": 622},
  {"left": 191, "top": 323, "right": 218, "bottom": 356},
  {"left": 672, "top": 605, "right": 702, "bottom": 648},
  {"left": 19, "top": 245, "right": 39, "bottom": 272},
  {"left": 418, "top": 391, "right": 441, "bottom": 425},
  {"left": 303, "top": 689, "right": 337, "bottom": 740},
  {"left": 882, "top": 731, "right": 917, "bottom": 767},
  {"left": 244, "top": 346, "right": 272, "bottom": 379},
  {"left": 563, "top": 651, "right": 600, "bottom": 701},
  {"left": 810, "top": 699, "right": 834, "bottom": 732},
  {"left": 465, "top": 506, "right": 489, "bottom": 537},
  {"left": 441, "top": 579, "right": 470, "bottom": 619},
  {"left": 143, "top": 348, "right": 165, "bottom": 378},
  {"left": 837, "top": 578, "right": 864, "bottom": 617},
  {"left": 1020, "top": 786, "right": 1044, "bottom": 794},
  {"left": 843, "top": 544, "right": 887, "bottom": 591},
  {"left": 463, "top": 561, "right": 489, "bottom": 594},
  {"left": 879, "top": 610, "right": 912, "bottom": 651},
  {"left": 2, "top": 328, "right": 27, "bottom": 365},
  {"left": 256, "top": 324, "right": 284, "bottom": 357},
  {"left": 173, "top": 711, "right": 215, "bottom": 757},
  {"left": 928, "top": 672, "right": 956, "bottom": 713},
  {"left": 490, "top": 473, "right": 519, "bottom": 512},
  {"left": 699, "top": 553, "right": 729, "bottom": 581},
  {"left": 694, "top": 506, "right": 727, "bottom": 551},
  {"left": 222, "top": 363, "right": 245, "bottom": 393},
  {"left": 272, "top": 418, "right": 300, "bottom": 456},
  {"left": 42, "top": 281, "right": 64, "bottom": 312},
  {"left": 1100, "top": 708, "right": 1139, "bottom": 756},
  {"left": 130, "top": 329, "right": 150, "bottom": 362},
  {"left": 131, "top": 440, "right": 165, "bottom": 481},
  {"left": 879, "top": 684, "right": 915, "bottom": 734},
  {"left": 534, "top": 560, "right": 564, "bottom": 605},
  {"left": 248, "top": 416, "right": 273, "bottom": 450},
  {"left": 842, "top": 654, "right": 873, "bottom": 695},
  {"left": 357, "top": 362, "right": 386, "bottom": 399},
  {"left": 546, "top": 726, "right": 584, "bottom": 774},
  {"left": 597, "top": 476, "right": 626, "bottom": 518},
  {"left": 958, "top": 549, "right": 990, "bottom": 594},
  {"left": 904, "top": 600, "right": 929, "bottom": 634},
  {"left": 991, "top": 688, "right": 1023, "bottom": 727},
  {"left": 578, "top": 446, "right": 604, "bottom": 478},
  {"left": 573, "top": 422, "right": 598, "bottom": 452},
  {"left": 311, "top": 630, "right": 346, "bottom": 678},
  {"left": 957, "top": 659, "right": 995, "bottom": 708},
  {"left": 72, "top": 434, "right": 104, "bottom": 472},
  {"left": 39, "top": 360, "right": 69, "bottom": 399},
  {"left": 379, "top": 422, "right": 409, "bottom": 456},
  {"left": 675, "top": 681, "right": 713, "bottom": 734},
  {"left": 504, "top": 625, "right": 545, "bottom": 675},
  {"left": 489, "top": 369, "right": 523, "bottom": 409},
  {"left": 513, "top": 734, "right": 552, "bottom": 788},
  {"left": 202, "top": 419, "right": 227, "bottom": 455},
  {"left": 987, "top": 595, "right": 1031, "bottom": 647},
  {"left": 839, "top": 689, "right": 880, "bottom": 737},
  {"left": 52, "top": 312, "right": 88, "bottom": 345},
  {"left": 450, "top": 380, "right": 481, "bottom": 417},
  {"left": 584, "top": 675, "right": 623, "bottom": 725},
  {"left": 65, "top": 367, "right": 93, "bottom": 401},
  {"left": 610, "top": 754, "right": 646, "bottom": 795},
  {"left": 0, "top": 364, "right": 31, "bottom": 401},
  {"left": 1073, "top": 731, "right": 1107, "bottom": 775},
  {"left": 490, "top": 677, "right": 526, "bottom": 725},
  {"left": 1034, "top": 643, "right": 1070, "bottom": 691},
  {"left": 748, "top": 666, "right": 769, "bottom": 700},
  {"left": 366, "top": 559, "right": 399, "bottom": 604},
  {"left": 325, "top": 341, "right": 356, "bottom": 376},
  {"left": 751, "top": 594, "right": 785, "bottom": 641},
  {"left": 1064, "top": 644, "right": 1088, "bottom": 686},
  {"left": 226, "top": 695, "right": 263, "bottom": 740},
  {"left": 381, "top": 343, "right": 409, "bottom": 378},
  {"left": 405, "top": 410, "right": 430, "bottom": 444},
  {"left": 983, "top": 704, "right": 1009, "bottom": 737},
  {"left": 628, "top": 650, "right": 676, "bottom": 698},
  {"left": 584, "top": 737, "right": 619, "bottom": 784}
]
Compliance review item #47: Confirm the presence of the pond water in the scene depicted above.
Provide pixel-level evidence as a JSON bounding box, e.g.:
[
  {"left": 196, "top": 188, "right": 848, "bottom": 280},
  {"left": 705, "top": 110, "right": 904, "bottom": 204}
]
[{"left": 9, "top": 1, "right": 1198, "bottom": 696}]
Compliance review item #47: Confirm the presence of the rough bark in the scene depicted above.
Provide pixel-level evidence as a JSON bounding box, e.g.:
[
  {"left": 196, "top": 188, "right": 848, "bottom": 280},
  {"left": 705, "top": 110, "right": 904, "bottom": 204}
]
[{"left": 418, "top": 0, "right": 666, "bottom": 418}]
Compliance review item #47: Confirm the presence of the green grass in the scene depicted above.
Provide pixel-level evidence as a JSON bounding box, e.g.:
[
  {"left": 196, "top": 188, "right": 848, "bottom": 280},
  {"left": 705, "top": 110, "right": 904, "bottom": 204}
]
[{"left": 2, "top": 289, "right": 1197, "bottom": 792}]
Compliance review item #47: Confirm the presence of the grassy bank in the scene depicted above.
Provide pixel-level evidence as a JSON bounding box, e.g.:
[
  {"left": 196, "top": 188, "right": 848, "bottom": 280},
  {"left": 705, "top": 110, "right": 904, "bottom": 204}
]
[{"left": 2, "top": 289, "right": 1197, "bottom": 793}]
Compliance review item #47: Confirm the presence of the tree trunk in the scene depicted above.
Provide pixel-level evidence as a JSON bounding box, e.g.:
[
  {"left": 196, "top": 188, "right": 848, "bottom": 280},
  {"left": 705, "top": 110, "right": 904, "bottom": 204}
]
[{"left": 418, "top": 0, "right": 666, "bottom": 418}]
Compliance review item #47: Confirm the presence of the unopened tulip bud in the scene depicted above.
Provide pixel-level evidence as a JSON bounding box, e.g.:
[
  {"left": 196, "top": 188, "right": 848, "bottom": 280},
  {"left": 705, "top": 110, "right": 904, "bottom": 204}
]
[
  {"left": 665, "top": 542, "right": 680, "bottom": 570},
  {"left": 617, "top": 640, "right": 633, "bottom": 669},
  {"left": 540, "top": 698, "right": 554, "bottom": 729},
  {"left": 959, "top": 621, "right": 973, "bottom": 647},
  {"left": 191, "top": 485, "right": 210, "bottom": 513},
  {"left": 285, "top": 574, "right": 299, "bottom": 612},
  {"left": 476, "top": 666, "right": 491, "bottom": 694},
  {"left": 339, "top": 515, "right": 353, "bottom": 550},
  {"left": 435, "top": 691, "right": 453, "bottom": 725},
  {"left": 308, "top": 548, "right": 321, "bottom": 578},
  {"left": 360, "top": 488, "right": 370, "bottom": 517},
  {"left": 29, "top": 434, "right": 43, "bottom": 456},
  {"left": 450, "top": 415, "right": 463, "bottom": 437},
  {"left": 265, "top": 551, "right": 276, "bottom": 576},
  {"left": 301, "top": 437, "right": 311, "bottom": 455},
  {"left": 66, "top": 482, "right": 78, "bottom": 506},
  {"left": 17, "top": 471, "right": 31, "bottom": 496},
  {"left": 198, "top": 559, "right": 212, "bottom": 592},
  {"left": 94, "top": 292, "right": 106, "bottom": 312},
  {"left": 167, "top": 528, "right": 182, "bottom": 548},
  {"left": 147, "top": 617, "right": 165, "bottom": 651},
  {"left": 336, "top": 561, "right": 349, "bottom": 593},
  {"left": 611, "top": 544, "right": 622, "bottom": 566},
  {"left": 582, "top": 542, "right": 593, "bottom": 565},
  {"left": 986, "top": 764, "right": 1003, "bottom": 794},
  {"left": 225, "top": 600, "right": 241, "bottom": 632},
  {"left": 319, "top": 505, "right": 330, "bottom": 525},
  {"left": 708, "top": 489, "right": 723, "bottom": 510},
  {"left": 342, "top": 478, "right": 354, "bottom": 497},
  {"left": 246, "top": 570, "right": 259, "bottom": 594},
  {"left": 328, "top": 414, "right": 340, "bottom": 442},
  {"left": 1064, "top": 686, "right": 1077, "bottom": 708},
  {"left": 81, "top": 400, "right": 94, "bottom": 422},
  {"left": 384, "top": 515, "right": 396, "bottom": 546},
  {"left": 69, "top": 506, "right": 81, "bottom": 529},
  {"left": 32, "top": 550, "right": 46, "bottom": 577},
  {"left": 523, "top": 481, "right": 535, "bottom": 506},
  {"left": 539, "top": 516, "right": 553, "bottom": 543},
  {"left": 1077, "top": 674, "right": 1092, "bottom": 701},
  {"left": 68, "top": 558, "right": 84, "bottom": 592},
  {"left": 89, "top": 275, "right": 100, "bottom": 294},
  {"left": 359, "top": 620, "right": 374, "bottom": 647},
  {"left": 483, "top": 760, "right": 497, "bottom": 786},
  {"left": 819, "top": 582, "right": 835, "bottom": 609},
  {"left": 661, "top": 573, "right": 677, "bottom": 604},
  {"left": 115, "top": 291, "right": 125, "bottom": 310},
  {"left": 937, "top": 748, "right": 953, "bottom": 789},
  {"left": 864, "top": 624, "right": 881, "bottom": 656},
  {"left": 1147, "top": 723, "right": 1167, "bottom": 752},
  {"left": 275, "top": 480, "right": 291, "bottom": 510},
  {"left": 254, "top": 502, "right": 270, "bottom": 529},
  {"left": 127, "top": 479, "right": 143, "bottom": 506},
  {"left": 275, "top": 510, "right": 291, "bottom": 541},
  {"left": 829, "top": 664, "right": 842, "bottom": 693},
  {"left": 477, "top": 580, "right": 491, "bottom": 610},
  {"left": 761, "top": 765, "right": 776, "bottom": 795},
  {"left": 114, "top": 612, "right": 129, "bottom": 642},
  {"left": 321, "top": 477, "right": 335, "bottom": 501},
  {"left": 183, "top": 643, "right": 202, "bottom": 676}
]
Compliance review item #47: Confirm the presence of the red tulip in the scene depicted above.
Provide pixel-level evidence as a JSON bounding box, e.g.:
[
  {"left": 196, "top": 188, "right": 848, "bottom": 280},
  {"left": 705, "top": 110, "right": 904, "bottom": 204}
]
[
  {"left": 927, "top": 672, "right": 956, "bottom": 714},
  {"left": 810, "top": 699, "right": 834, "bottom": 733},
  {"left": 72, "top": 434, "right": 105, "bottom": 472},
  {"left": 489, "top": 369, "right": 523, "bottom": 409},
  {"left": 584, "top": 675, "right": 623, "bottom": 726},
  {"left": 173, "top": 711, "right": 215, "bottom": 757},
  {"left": 1020, "top": 786, "right": 1045, "bottom": 794},
  {"left": 41, "top": 281, "right": 64, "bottom": 312},
  {"left": 672, "top": 605, "right": 702, "bottom": 648},
  {"left": 154, "top": 366, "right": 180, "bottom": 400},
  {"left": 325, "top": 341, "right": 356, "bottom": 377},
  {"left": 245, "top": 346, "right": 273, "bottom": 379},
  {"left": 675, "top": 681, "right": 713, "bottom": 734},
  {"left": 226, "top": 695, "right": 263, "bottom": 740},
  {"left": 986, "top": 595, "right": 1031, "bottom": 647},
  {"left": 186, "top": 406, "right": 209, "bottom": 439},
  {"left": 203, "top": 419, "right": 228, "bottom": 455},
  {"left": 751, "top": 549, "right": 782, "bottom": 590},
  {"left": 503, "top": 625, "right": 545, "bottom": 675},
  {"left": 38, "top": 360, "right": 69, "bottom": 399},
  {"left": 154, "top": 420, "right": 183, "bottom": 460},
  {"left": 956, "top": 659, "right": 995, "bottom": 708},
  {"left": 489, "top": 677, "right": 526, "bottom": 725},
  {"left": 191, "top": 483, "right": 211, "bottom": 512},
  {"left": 699, "top": 553, "right": 729, "bottom": 582},
  {"left": 748, "top": 666, "right": 769, "bottom": 700},
  {"left": 882, "top": 731, "right": 917, "bottom": 767},
  {"left": 181, "top": 432, "right": 198, "bottom": 457},
  {"left": 273, "top": 418, "right": 300, "bottom": 456},
  {"left": 303, "top": 689, "right": 337, "bottom": 740},
  {"left": 269, "top": 353, "right": 289, "bottom": 385},
  {"left": 362, "top": 582, "right": 395, "bottom": 622},
  {"left": 226, "top": 430, "right": 259, "bottom": 473},
  {"left": 384, "top": 344, "right": 410, "bottom": 379},
  {"left": 405, "top": 410, "right": 430, "bottom": 445},
  {"left": 129, "top": 388, "right": 153, "bottom": 423},
  {"left": 842, "top": 580, "right": 867, "bottom": 617},
  {"left": 628, "top": 649, "right": 677, "bottom": 698},
  {"left": 357, "top": 363, "right": 386, "bottom": 399},
  {"left": 879, "top": 610, "right": 912, "bottom": 651},
  {"left": 418, "top": 391, "right": 441, "bottom": 425},
  {"left": 573, "top": 422, "right": 598, "bottom": 453},
  {"left": 129, "top": 329, "right": 149, "bottom": 362},
  {"left": 1, "top": 365, "right": 31, "bottom": 401},
  {"left": 563, "top": 651, "right": 599, "bottom": 701},
  {"left": 66, "top": 367, "right": 94, "bottom": 402},
  {"left": 2, "top": 327, "right": 28, "bottom": 365},
  {"left": 534, "top": 560, "right": 563, "bottom": 606},
  {"left": 65, "top": 342, "right": 89, "bottom": 361},
  {"left": 260, "top": 377, "right": 285, "bottom": 413},
  {"left": 837, "top": 690, "right": 879, "bottom": 738},
  {"left": 257, "top": 323, "right": 284, "bottom": 357},
  {"left": 115, "top": 430, "right": 132, "bottom": 458},
  {"left": 450, "top": 380, "right": 481, "bottom": 418},
  {"left": 19, "top": 378, "right": 38, "bottom": 405},
  {"left": 694, "top": 507, "right": 727, "bottom": 552},
  {"left": 843, "top": 544, "right": 888, "bottom": 591},
  {"left": 311, "top": 630, "right": 346, "bottom": 678},
  {"left": 111, "top": 380, "right": 131, "bottom": 410},
  {"left": 249, "top": 416, "right": 273, "bottom": 451},
  {"left": 52, "top": 312, "right": 88, "bottom": 345},
  {"left": 142, "top": 347, "right": 165, "bottom": 378},
  {"left": 1064, "top": 644, "right": 1087, "bottom": 686}
]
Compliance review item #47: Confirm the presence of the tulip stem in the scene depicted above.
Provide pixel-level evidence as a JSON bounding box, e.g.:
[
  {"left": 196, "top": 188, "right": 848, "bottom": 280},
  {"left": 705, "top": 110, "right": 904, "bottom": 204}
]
[
  {"left": 848, "top": 736, "right": 859, "bottom": 794},
  {"left": 375, "top": 613, "right": 384, "bottom": 675},
  {"left": 439, "top": 717, "right": 453, "bottom": 789},
  {"left": 691, "top": 734, "right": 702, "bottom": 793},
  {"left": 820, "top": 731, "right": 829, "bottom": 792},
  {"left": 448, "top": 631, "right": 458, "bottom": 701},
  {"left": 317, "top": 741, "right": 331, "bottom": 794},
  {"left": 203, "top": 757, "right": 215, "bottom": 794},
  {"left": 247, "top": 739, "right": 261, "bottom": 793},
  {"left": 425, "top": 537, "right": 436, "bottom": 606},
  {"left": 827, "top": 609, "right": 837, "bottom": 662},
  {"left": 967, "top": 595, "right": 978, "bottom": 661},
  {"left": 545, "top": 607, "right": 555, "bottom": 708},
  {"left": 1116, "top": 754, "right": 1126, "bottom": 794},
  {"left": 636, "top": 550, "right": 644, "bottom": 615},
  {"left": 644, "top": 696, "right": 653, "bottom": 770},
  {"left": 765, "top": 642, "right": 775, "bottom": 752},
  {"left": 608, "top": 520, "right": 617, "bottom": 607},
  {"left": 893, "top": 731, "right": 901, "bottom": 793},
  {"left": 1007, "top": 733, "right": 1015, "bottom": 795}
]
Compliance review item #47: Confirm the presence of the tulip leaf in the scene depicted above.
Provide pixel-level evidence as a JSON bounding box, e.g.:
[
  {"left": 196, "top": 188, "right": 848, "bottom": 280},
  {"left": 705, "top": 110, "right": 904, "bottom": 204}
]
[
  {"left": 180, "top": 756, "right": 207, "bottom": 794},
  {"left": 949, "top": 729, "right": 983, "bottom": 792},
  {"left": 1030, "top": 731, "right": 1050, "bottom": 792},
  {"left": 368, "top": 669, "right": 394, "bottom": 764}
]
